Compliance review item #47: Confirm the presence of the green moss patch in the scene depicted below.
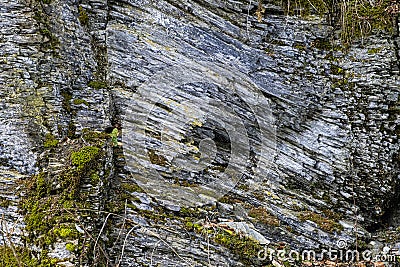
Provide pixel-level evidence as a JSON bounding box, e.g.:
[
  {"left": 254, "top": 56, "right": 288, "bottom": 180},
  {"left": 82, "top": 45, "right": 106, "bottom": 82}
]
[
  {"left": 61, "top": 91, "right": 72, "bottom": 113},
  {"left": 19, "top": 132, "right": 108, "bottom": 255},
  {"left": 0, "top": 245, "right": 64, "bottom": 266},
  {"left": 53, "top": 227, "right": 79, "bottom": 239},
  {"left": 65, "top": 243, "right": 76, "bottom": 252},
  {"left": 121, "top": 182, "right": 144, "bottom": 193},
  {"left": 298, "top": 211, "right": 343, "bottom": 233},
  {"left": 367, "top": 47, "right": 383, "bottom": 54},
  {"left": 43, "top": 133, "right": 59, "bottom": 148},
  {"left": 0, "top": 246, "right": 60, "bottom": 267},
  {"left": 184, "top": 220, "right": 266, "bottom": 265},
  {"left": 269, "top": 0, "right": 398, "bottom": 45},
  {"left": 73, "top": 99, "right": 89, "bottom": 106},
  {"left": 87, "top": 80, "right": 107, "bottom": 89},
  {"left": 147, "top": 149, "right": 167, "bottom": 166},
  {"left": 248, "top": 207, "right": 280, "bottom": 226},
  {"left": 39, "top": 27, "right": 59, "bottom": 50},
  {"left": 0, "top": 196, "right": 11, "bottom": 208},
  {"left": 71, "top": 146, "right": 101, "bottom": 170},
  {"left": 78, "top": 6, "right": 89, "bottom": 26},
  {"left": 214, "top": 228, "right": 264, "bottom": 265},
  {"left": 311, "top": 37, "right": 334, "bottom": 50},
  {"left": 218, "top": 194, "right": 242, "bottom": 204},
  {"left": 82, "top": 129, "right": 109, "bottom": 145}
]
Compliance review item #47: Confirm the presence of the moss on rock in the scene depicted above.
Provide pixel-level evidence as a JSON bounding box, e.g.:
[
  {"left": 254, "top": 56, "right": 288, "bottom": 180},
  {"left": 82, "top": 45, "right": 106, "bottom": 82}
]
[
  {"left": 298, "top": 211, "right": 343, "bottom": 233},
  {"left": 71, "top": 146, "right": 101, "bottom": 170},
  {"left": 73, "top": 98, "right": 89, "bottom": 106},
  {"left": 270, "top": 0, "right": 398, "bottom": 45},
  {"left": 0, "top": 245, "right": 60, "bottom": 267},
  {"left": 19, "top": 131, "right": 109, "bottom": 262},
  {"left": 78, "top": 6, "right": 89, "bottom": 26},
  {"left": 43, "top": 133, "right": 59, "bottom": 149},
  {"left": 213, "top": 228, "right": 264, "bottom": 265},
  {"left": 87, "top": 80, "right": 107, "bottom": 89},
  {"left": 248, "top": 207, "right": 280, "bottom": 226}
]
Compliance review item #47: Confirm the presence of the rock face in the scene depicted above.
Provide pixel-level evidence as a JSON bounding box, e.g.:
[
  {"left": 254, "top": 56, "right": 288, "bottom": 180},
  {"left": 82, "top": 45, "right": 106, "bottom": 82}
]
[{"left": 0, "top": 0, "right": 399, "bottom": 266}]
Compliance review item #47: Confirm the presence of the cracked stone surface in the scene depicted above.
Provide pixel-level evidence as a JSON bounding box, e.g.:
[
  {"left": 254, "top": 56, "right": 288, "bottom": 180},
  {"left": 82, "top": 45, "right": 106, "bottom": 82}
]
[{"left": 0, "top": 0, "right": 399, "bottom": 266}]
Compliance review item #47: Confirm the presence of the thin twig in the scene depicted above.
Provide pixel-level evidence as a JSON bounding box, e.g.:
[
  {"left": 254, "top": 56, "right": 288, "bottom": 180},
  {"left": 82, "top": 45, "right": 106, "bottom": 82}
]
[
  {"left": 112, "top": 199, "right": 128, "bottom": 249},
  {"left": 0, "top": 216, "right": 22, "bottom": 267},
  {"left": 207, "top": 234, "right": 211, "bottom": 267},
  {"left": 93, "top": 213, "right": 111, "bottom": 260},
  {"left": 141, "top": 228, "right": 195, "bottom": 266},
  {"left": 63, "top": 209, "right": 113, "bottom": 266},
  {"left": 150, "top": 240, "right": 162, "bottom": 266},
  {"left": 117, "top": 225, "right": 138, "bottom": 267}
]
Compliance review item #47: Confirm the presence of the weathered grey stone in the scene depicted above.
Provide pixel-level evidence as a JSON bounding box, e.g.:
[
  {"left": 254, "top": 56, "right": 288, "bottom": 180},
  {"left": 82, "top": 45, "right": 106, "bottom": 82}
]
[
  {"left": 0, "top": 0, "right": 399, "bottom": 266},
  {"left": 219, "top": 221, "right": 270, "bottom": 245}
]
